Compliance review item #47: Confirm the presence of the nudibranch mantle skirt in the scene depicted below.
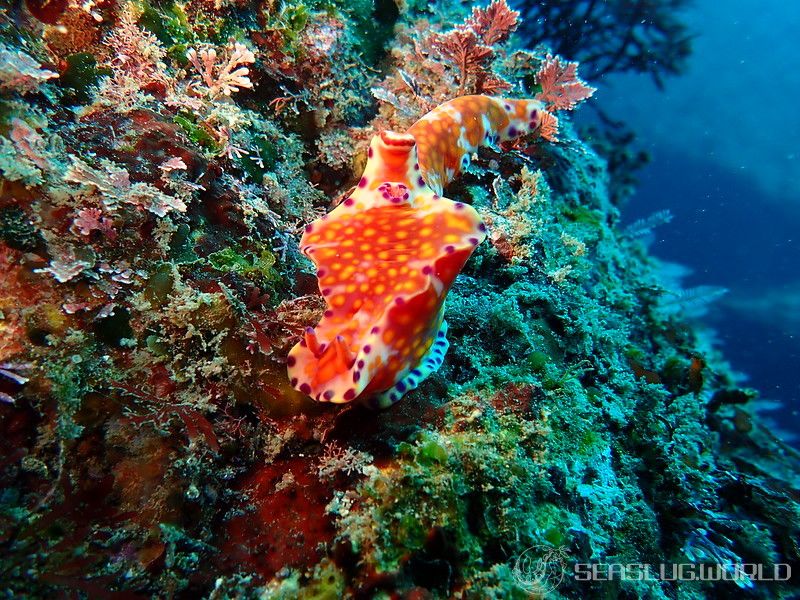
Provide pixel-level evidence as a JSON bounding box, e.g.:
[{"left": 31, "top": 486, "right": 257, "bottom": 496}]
[{"left": 287, "top": 96, "right": 545, "bottom": 407}]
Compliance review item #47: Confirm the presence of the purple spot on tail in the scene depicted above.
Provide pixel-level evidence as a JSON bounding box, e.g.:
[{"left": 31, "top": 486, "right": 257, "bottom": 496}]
[
  {"left": 305, "top": 224, "right": 314, "bottom": 232},
  {"left": 359, "top": 177, "right": 367, "bottom": 188},
  {"left": 454, "top": 202, "right": 464, "bottom": 210},
  {"left": 343, "top": 388, "right": 356, "bottom": 401},
  {"left": 363, "top": 344, "right": 372, "bottom": 353},
  {"left": 287, "top": 356, "right": 296, "bottom": 367},
  {"left": 344, "top": 197, "right": 354, "bottom": 206},
  {"left": 300, "top": 383, "right": 311, "bottom": 394},
  {"left": 323, "top": 390, "right": 334, "bottom": 400}
]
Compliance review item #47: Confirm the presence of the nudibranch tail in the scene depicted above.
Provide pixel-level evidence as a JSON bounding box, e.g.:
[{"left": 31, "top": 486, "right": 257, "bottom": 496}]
[
  {"left": 367, "top": 319, "right": 450, "bottom": 409},
  {"left": 408, "top": 95, "right": 545, "bottom": 194},
  {"left": 288, "top": 95, "right": 542, "bottom": 407}
]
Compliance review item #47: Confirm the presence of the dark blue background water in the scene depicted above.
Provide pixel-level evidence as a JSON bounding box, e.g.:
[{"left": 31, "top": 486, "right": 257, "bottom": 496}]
[{"left": 586, "top": 1, "right": 800, "bottom": 443}]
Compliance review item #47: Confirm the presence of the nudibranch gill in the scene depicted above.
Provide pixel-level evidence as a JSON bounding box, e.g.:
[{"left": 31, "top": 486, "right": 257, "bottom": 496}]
[{"left": 288, "top": 95, "right": 546, "bottom": 408}]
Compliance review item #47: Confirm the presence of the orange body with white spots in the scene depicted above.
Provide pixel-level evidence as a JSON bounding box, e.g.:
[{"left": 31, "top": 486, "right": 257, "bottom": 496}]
[{"left": 287, "top": 96, "right": 545, "bottom": 407}]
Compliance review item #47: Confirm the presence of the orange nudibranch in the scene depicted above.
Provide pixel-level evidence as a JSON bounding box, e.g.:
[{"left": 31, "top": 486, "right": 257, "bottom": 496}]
[{"left": 287, "top": 96, "right": 546, "bottom": 408}]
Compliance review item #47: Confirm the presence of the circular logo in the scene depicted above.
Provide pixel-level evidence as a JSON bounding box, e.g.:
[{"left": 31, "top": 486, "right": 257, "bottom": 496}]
[{"left": 512, "top": 545, "right": 569, "bottom": 595}]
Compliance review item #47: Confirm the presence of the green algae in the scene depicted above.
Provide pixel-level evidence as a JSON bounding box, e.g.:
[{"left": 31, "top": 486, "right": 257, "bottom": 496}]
[
  {"left": 208, "top": 246, "right": 280, "bottom": 286},
  {"left": 138, "top": 1, "right": 193, "bottom": 47},
  {"left": 237, "top": 136, "right": 278, "bottom": 181},
  {"left": 168, "top": 223, "right": 198, "bottom": 263},
  {"left": 0, "top": 205, "right": 43, "bottom": 252},
  {"left": 173, "top": 114, "right": 222, "bottom": 153},
  {"left": 144, "top": 264, "right": 175, "bottom": 304},
  {"left": 57, "top": 53, "right": 111, "bottom": 105}
]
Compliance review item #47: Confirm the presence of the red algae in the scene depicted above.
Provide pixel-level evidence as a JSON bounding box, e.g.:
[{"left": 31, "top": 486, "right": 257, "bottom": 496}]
[{"left": 222, "top": 456, "right": 336, "bottom": 579}]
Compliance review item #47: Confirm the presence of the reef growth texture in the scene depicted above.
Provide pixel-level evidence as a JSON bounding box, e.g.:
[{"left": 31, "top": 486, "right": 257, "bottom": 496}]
[{"left": 1, "top": 0, "right": 798, "bottom": 598}]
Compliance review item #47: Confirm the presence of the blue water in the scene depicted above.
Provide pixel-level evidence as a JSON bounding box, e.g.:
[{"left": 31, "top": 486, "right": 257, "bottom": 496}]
[
  {"left": 591, "top": 0, "right": 800, "bottom": 444},
  {"left": 625, "top": 150, "right": 800, "bottom": 443}
]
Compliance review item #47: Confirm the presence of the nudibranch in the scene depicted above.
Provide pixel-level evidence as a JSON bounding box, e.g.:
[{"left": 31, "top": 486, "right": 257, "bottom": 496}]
[{"left": 288, "top": 95, "right": 545, "bottom": 408}]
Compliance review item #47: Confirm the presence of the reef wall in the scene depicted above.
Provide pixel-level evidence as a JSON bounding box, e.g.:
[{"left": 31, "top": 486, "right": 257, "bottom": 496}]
[{"left": 0, "top": 0, "right": 798, "bottom": 598}]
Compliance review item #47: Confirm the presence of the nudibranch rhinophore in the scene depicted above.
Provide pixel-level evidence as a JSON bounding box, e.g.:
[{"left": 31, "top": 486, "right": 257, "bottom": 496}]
[{"left": 288, "top": 95, "right": 545, "bottom": 408}]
